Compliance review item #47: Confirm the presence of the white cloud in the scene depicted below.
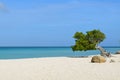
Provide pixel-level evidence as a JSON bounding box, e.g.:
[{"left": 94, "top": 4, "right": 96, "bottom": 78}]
[
  {"left": 0, "top": 3, "right": 5, "bottom": 9},
  {"left": 0, "top": 2, "right": 8, "bottom": 12}
]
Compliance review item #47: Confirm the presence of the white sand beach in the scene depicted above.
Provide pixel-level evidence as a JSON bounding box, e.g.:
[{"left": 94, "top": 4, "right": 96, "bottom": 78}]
[{"left": 0, "top": 55, "right": 120, "bottom": 80}]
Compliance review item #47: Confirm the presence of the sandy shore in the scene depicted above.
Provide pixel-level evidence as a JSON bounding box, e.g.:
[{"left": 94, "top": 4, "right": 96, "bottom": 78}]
[{"left": 0, "top": 55, "right": 120, "bottom": 80}]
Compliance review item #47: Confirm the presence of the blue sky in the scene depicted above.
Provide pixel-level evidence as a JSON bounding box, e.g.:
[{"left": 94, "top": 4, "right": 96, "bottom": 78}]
[{"left": 0, "top": 0, "right": 120, "bottom": 46}]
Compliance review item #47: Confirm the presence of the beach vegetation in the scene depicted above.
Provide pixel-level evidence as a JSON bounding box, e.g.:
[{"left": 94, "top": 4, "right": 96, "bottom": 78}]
[{"left": 72, "top": 29, "right": 110, "bottom": 57}]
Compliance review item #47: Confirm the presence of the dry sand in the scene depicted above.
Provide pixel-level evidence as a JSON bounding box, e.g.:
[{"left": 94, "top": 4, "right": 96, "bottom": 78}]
[{"left": 0, "top": 55, "right": 120, "bottom": 80}]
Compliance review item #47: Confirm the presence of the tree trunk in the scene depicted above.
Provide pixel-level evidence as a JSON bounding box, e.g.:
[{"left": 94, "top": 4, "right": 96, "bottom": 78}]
[{"left": 95, "top": 45, "right": 110, "bottom": 57}]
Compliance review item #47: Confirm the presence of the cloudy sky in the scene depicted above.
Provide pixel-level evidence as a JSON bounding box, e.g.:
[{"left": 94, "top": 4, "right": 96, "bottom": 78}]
[{"left": 0, "top": 0, "right": 120, "bottom": 46}]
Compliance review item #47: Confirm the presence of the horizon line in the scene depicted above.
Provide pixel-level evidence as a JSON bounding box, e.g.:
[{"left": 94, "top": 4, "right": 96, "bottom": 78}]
[{"left": 0, "top": 46, "right": 119, "bottom": 48}]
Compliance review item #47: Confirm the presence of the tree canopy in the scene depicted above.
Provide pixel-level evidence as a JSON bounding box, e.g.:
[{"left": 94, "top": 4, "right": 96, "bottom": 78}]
[{"left": 72, "top": 29, "right": 106, "bottom": 51}]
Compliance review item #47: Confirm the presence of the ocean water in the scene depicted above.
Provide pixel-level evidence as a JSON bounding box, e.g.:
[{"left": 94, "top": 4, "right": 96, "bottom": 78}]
[{"left": 0, "top": 47, "right": 120, "bottom": 59}]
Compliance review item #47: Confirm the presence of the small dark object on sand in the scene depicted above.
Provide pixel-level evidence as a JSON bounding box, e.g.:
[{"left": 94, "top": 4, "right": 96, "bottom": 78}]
[{"left": 115, "top": 51, "right": 120, "bottom": 54}]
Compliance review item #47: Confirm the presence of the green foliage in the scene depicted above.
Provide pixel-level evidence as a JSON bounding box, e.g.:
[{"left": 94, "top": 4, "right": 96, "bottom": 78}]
[{"left": 72, "top": 29, "right": 105, "bottom": 51}]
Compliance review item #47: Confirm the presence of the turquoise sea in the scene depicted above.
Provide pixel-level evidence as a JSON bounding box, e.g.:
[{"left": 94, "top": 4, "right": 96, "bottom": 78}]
[{"left": 0, "top": 47, "right": 120, "bottom": 59}]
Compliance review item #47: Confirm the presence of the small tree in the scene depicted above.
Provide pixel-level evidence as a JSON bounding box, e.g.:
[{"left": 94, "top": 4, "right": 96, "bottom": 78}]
[{"left": 72, "top": 29, "right": 110, "bottom": 57}]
